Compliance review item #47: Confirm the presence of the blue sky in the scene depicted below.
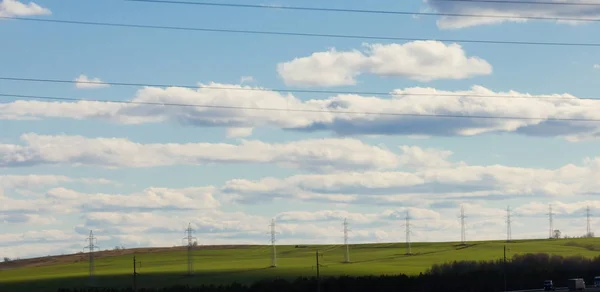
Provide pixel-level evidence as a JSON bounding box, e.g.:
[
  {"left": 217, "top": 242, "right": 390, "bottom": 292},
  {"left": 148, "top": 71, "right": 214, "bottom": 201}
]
[{"left": 2, "top": 0, "right": 600, "bottom": 259}]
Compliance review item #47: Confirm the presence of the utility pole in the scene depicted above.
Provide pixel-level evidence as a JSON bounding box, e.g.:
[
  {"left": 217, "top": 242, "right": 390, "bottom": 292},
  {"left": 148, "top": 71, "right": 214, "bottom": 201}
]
[
  {"left": 506, "top": 206, "right": 512, "bottom": 243},
  {"left": 343, "top": 218, "right": 350, "bottom": 263},
  {"left": 83, "top": 230, "right": 98, "bottom": 286},
  {"left": 586, "top": 206, "right": 592, "bottom": 237},
  {"left": 270, "top": 218, "right": 277, "bottom": 267},
  {"left": 316, "top": 250, "right": 321, "bottom": 292},
  {"left": 503, "top": 245, "right": 507, "bottom": 292},
  {"left": 132, "top": 256, "right": 141, "bottom": 292},
  {"left": 547, "top": 204, "right": 554, "bottom": 239},
  {"left": 405, "top": 210, "right": 412, "bottom": 255},
  {"left": 182, "top": 223, "right": 197, "bottom": 276},
  {"left": 459, "top": 205, "right": 466, "bottom": 245}
]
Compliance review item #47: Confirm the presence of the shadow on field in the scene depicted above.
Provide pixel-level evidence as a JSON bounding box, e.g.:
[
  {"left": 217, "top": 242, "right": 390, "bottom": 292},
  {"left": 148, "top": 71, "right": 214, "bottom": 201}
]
[{"left": 0, "top": 267, "right": 280, "bottom": 292}]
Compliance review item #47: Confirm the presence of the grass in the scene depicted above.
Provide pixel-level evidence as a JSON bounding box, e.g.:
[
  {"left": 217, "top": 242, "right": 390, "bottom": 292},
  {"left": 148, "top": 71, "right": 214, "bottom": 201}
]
[{"left": 2, "top": 238, "right": 600, "bottom": 291}]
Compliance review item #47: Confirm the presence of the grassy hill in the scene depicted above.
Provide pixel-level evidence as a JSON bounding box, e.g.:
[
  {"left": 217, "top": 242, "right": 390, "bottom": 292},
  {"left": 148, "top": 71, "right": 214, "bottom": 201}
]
[{"left": 2, "top": 238, "right": 600, "bottom": 292}]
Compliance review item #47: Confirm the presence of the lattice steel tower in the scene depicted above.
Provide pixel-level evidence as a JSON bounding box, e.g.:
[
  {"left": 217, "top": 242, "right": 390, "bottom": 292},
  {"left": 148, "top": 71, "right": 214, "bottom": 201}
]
[
  {"left": 183, "top": 223, "right": 197, "bottom": 276},
  {"left": 343, "top": 218, "right": 350, "bottom": 263},
  {"left": 83, "top": 230, "right": 98, "bottom": 285},
  {"left": 460, "top": 205, "right": 466, "bottom": 245},
  {"left": 270, "top": 219, "right": 277, "bottom": 267}
]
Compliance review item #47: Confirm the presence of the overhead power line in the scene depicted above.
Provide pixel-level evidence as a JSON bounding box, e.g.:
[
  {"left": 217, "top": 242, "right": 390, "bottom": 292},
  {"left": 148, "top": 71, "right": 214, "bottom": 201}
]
[
  {"left": 4, "top": 92, "right": 600, "bottom": 122},
  {"left": 2, "top": 16, "right": 599, "bottom": 47},
  {"left": 125, "top": 0, "right": 600, "bottom": 23},
  {"left": 2, "top": 76, "right": 600, "bottom": 101},
  {"left": 432, "top": 0, "right": 600, "bottom": 7}
]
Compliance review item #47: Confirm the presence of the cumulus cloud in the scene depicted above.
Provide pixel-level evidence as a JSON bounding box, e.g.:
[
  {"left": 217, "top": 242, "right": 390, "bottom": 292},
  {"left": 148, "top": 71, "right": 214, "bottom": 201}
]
[
  {"left": 45, "top": 187, "right": 221, "bottom": 212},
  {"left": 0, "top": 133, "right": 400, "bottom": 172},
  {"left": 516, "top": 200, "right": 600, "bottom": 217},
  {"left": 1, "top": 213, "right": 56, "bottom": 224},
  {"left": 1, "top": 186, "right": 220, "bottom": 227},
  {"left": 398, "top": 146, "right": 453, "bottom": 169},
  {"left": 275, "top": 208, "right": 442, "bottom": 224},
  {"left": 74, "top": 74, "right": 110, "bottom": 89},
  {"left": 240, "top": 76, "right": 255, "bottom": 84},
  {"left": 226, "top": 127, "right": 253, "bottom": 138},
  {"left": 219, "top": 156, "right": 600, "bottom": 205},
  {"left": 594, "top": 64, "right": 600, "bottom": 69},
  {"left": 277, "top": 41, "right": 492, "bottom": 86},
  {"left": 0, "top": 174, "right": 112, "bottom": 190},
  {"left": 276, "top": 210, "right": 378, "bottom": 224},
  {"left": 4, "top": 84, "right": 600, "bottom": 141},
  {"left": 425, "top": 0, "right": 600, "bottom": 29},
  {"left": 0, "top": 230, "right": 82, "bottom": 259},
  {"left": 3, "top": 179, "right": 600, "bottom": 259},
  {"left": 0, "top": 0, "right": 50, "bottom": 17}
]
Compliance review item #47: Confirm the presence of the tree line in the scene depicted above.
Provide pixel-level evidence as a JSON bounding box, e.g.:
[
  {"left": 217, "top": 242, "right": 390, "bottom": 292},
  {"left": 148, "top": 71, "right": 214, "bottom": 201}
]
[{"left": 55, "top": 252, "right": 600, "bottom": 292}]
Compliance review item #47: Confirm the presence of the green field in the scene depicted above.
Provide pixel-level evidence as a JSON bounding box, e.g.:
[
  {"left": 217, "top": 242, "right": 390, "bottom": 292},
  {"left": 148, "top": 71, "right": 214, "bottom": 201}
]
[{"left": 2, "top": 238, "right": 600, "bottom": 291}]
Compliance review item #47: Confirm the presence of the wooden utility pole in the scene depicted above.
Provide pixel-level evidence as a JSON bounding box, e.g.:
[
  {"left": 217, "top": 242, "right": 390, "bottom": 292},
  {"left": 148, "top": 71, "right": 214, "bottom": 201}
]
[
  {"left": 503, "top": 245, "right": 507, "bottom": 292},
  {"left": 316, "top": 250, "right": 321, "bottom": 292},
  {"left": 133, "top": 255, "right": 141, "bottom": 292}
]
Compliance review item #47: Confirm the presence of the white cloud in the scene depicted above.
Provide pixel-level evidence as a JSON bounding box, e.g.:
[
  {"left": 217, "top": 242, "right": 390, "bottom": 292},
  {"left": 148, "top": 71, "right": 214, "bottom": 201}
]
[
  {"left": 399, "top": 146, "right": 453, "bottom": 169},
  {"left": 45, "top": 187, "right": 221, "bottom": 212},
  {"left": 425, "top": 0, "right": 600, "bottom": 29},
  {"left": 0, "top": 0, "right": 51, "bottom": 17},
  {"left": 219, "top": 155, "right": 600, "bottom": 205},
  {"left": 1, "top": 186, "right": 220, "bottom": 224},
  {"left": 4, "top": 84, "right": 600, "bottom": 141},
  {"left": 594, "top": 64, "right": 600, "bottom": 69},
  {"left": 74, "top": 74, "right": 109, "bottom": 89},
  {"left": 3, "top": 178, "right": 600, "bottom": 259},
  {"left": 276, "top": 210, "right": 377, "bottom": 224},
  {"left": 0, "top": 174, "right": 111, "bottom": 190},
  {"left": 1, "top": 213, "right": 56, "bottom": 224},
  {"left": 0, "top": 133, "right": 400, "bottom": 172},
  {"left": 275, "top": 208, "right": 441, "bottom": 223},
  {"left": 240, "top": 76, "right": 254, "bottom": 84},
  {"left": 0, "top": 230, "right": 82, "bottom": 259},
  {"left": 277, "top": 41, "right": 492, "bottom": 87},
  {"left": 226, "top": 127, "right": 253, "bottom": 138},
  {"left": 516, "top": 200, "right": 600, "bottom": 217}
]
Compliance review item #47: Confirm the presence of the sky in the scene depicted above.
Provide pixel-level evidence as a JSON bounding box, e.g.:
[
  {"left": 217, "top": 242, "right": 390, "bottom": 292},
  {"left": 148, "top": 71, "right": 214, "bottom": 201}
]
[{"left": 2, "top": 0, "right": 600, "bottom": 259}]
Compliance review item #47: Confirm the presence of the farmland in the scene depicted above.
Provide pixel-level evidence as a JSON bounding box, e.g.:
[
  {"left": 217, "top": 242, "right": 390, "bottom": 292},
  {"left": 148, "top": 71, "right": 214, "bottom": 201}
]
[{"left": 2, "top": 238, "right": 600, "bottom": 292}]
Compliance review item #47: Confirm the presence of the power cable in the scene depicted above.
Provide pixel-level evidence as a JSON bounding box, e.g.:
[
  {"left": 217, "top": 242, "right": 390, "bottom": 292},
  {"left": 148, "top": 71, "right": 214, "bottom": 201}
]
[
  {"left": 0, "top": 76, "right": 596, "bottom": 101},
  {"left": 2, "top": 16, "right": 599, "bottom": 47},
  {"left": 3, "top": 92, "right": 600, "bottom": 122},
  {"left": 125, "top": 0, "right": 600, "bottom": 23},
  {"left": 432, "top": 0, "right": 600, "bottom": 7}
]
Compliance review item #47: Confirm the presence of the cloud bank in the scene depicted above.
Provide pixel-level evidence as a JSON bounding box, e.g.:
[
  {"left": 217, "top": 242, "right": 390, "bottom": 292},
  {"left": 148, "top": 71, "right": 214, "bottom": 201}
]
[
  {"left": 277, "top": 41, "right": 492, "bottom": 87},
  {"left": 0, "top": 133, "right": 400, "bottom": 172},
  {"left": 426, "top": 0, "right": 600, "bottom": 29},
  {"left": 3, "top": 84, "right": 600, "bottom": 141}
]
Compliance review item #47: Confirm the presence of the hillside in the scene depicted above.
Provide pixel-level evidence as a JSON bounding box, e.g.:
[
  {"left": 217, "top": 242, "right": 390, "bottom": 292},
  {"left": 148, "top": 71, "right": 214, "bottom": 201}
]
[{"left": 2, "top": 238, "right": 600, "bottom": 292}]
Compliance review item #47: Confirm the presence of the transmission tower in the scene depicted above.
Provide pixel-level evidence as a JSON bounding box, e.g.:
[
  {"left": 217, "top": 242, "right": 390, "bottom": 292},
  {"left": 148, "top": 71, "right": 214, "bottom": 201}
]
[
  {"left": 343, "top": 218, "right": 351, "bottom": 263},
  {"left": 83, "top": 230, "right": 98, "bottom": 285},
  {"left": 459, "top": 205, "right": 467, "bottom": 245},
  {"left": 182, "top": 223, "right": 197, "bottom": 276},
  {"left": 269, "top": 218, "right": 277, "bottom": 267},
  {"left": 405, "top": 211, "right": 412, "bottom": 255},
  {"left": 586, "top": 206, "right": 592, "bottom": 237},
  {"left": 547, "top": 204, "right": 554, "bottom": 239},
  {"left": 505, "top": 206, "right": 512, "bottom": 242}
]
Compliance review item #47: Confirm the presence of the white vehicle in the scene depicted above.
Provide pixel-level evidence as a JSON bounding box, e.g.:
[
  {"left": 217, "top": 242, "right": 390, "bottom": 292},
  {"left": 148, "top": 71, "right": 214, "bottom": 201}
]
[
  {"left": 568, "top": 278, "right": 586, "bottom": 291},
  {"left": 594, "top": 276, "right": 600, "bottom": 288}
]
